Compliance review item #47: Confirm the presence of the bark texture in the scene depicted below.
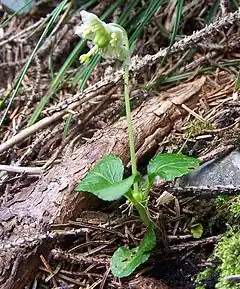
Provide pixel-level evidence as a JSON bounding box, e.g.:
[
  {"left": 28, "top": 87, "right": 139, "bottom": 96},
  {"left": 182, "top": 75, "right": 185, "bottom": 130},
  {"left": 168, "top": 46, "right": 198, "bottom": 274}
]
[{"left": 0, "top": 77, "right": 205, "bottom": 289}]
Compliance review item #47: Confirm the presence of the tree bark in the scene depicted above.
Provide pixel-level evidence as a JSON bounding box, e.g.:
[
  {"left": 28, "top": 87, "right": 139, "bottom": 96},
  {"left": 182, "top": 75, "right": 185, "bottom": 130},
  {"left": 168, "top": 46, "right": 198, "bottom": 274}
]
[{"left": 0, "top": 77, "right": 205, "bottom": 289}]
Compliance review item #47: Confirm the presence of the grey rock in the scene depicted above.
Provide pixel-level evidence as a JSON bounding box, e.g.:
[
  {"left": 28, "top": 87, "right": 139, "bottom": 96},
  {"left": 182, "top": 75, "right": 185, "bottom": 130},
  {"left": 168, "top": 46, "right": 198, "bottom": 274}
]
[
  {"left": 179, "top": 150, "right": 240, "bottom": 186},
  {"left": 1, "top": 0, "right": 35, "bottom": 14}
]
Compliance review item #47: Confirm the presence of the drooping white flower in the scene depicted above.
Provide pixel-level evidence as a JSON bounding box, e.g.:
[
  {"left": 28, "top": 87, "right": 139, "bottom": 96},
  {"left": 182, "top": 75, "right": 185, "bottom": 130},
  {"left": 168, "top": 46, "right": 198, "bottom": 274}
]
[{"left": 75, "top": 10, "right": 129, "bottom": 64}]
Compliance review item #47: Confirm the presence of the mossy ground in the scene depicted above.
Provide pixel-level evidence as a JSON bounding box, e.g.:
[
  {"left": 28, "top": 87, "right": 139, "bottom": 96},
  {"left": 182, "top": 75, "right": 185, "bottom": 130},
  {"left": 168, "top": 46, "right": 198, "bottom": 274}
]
[{"left": 195, "top": 196, "right": 240, "bottom": 289}]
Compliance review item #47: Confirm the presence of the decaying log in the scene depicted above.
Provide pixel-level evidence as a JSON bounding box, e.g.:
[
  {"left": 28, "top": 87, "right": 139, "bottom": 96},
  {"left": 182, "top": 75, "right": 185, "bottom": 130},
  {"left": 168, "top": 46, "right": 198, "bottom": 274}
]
[{"left": 0, "top": 77, "right": 205, "bottom": 289}]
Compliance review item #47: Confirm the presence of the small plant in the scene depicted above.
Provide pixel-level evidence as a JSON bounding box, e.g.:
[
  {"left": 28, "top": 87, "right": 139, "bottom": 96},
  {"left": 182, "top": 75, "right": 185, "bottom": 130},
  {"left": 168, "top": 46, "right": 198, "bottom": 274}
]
[
  {"left": 191, "top": 223, "right": 203, "bottom": 239},
  {"left": 75, "top": 11, "right": 200, "bottom": 277}
]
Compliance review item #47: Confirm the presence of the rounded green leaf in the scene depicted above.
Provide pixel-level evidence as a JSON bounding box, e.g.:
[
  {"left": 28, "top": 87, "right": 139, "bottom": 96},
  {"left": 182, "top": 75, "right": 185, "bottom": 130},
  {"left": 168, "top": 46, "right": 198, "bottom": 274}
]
[
  {"left": 110, "top": 225, "right": 156, "bottom": 277},
  {"left": 111, "top": 247, "right": 150, "bottom": 277},
  {"left": 148, "top": 153, "right": 200, "bottom": 183},
  {"left": 191, "top": 223, "right": 203, "bottom": 239},
  {"left": 76, "top": 155, "right": 136, "bottom": 201}
]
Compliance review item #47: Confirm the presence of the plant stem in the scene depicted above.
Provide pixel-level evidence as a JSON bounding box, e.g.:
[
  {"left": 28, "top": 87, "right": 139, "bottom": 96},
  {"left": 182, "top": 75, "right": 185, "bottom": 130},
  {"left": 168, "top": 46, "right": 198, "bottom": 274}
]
[
  {"left": 123, "top": 61, "right": 138, "bottom": 194},
  {"left": 125, "top": 191, "right": 152, "bottom": 226},
  {"left": 135, "top": 202, "right": 152, "bottom": 226},
  {"left": 123, "top": 44, "right": 152, "bottom": 227}
]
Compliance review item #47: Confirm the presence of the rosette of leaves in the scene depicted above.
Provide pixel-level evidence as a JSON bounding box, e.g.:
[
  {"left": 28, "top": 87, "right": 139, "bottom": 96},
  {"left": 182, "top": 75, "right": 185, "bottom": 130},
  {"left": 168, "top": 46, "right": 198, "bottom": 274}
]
[{"left": 77, "top": 153, "right": 199, "bottom": 277}]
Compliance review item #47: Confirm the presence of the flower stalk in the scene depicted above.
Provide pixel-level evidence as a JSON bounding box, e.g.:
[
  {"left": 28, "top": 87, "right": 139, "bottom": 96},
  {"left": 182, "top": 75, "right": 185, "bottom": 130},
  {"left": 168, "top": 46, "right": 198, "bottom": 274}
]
[
  {"left": 123, "top": 60, "right": 138, "bottom": 190},
  {"left": 75, "top": 10, "right": 151, "bottom": 226}
]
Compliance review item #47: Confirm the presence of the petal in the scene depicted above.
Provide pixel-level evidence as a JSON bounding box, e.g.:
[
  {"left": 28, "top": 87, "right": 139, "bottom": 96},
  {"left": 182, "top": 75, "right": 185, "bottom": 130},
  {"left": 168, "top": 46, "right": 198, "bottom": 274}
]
[
  {"left": 107, "top": 23, "right": 128, "bottom": 46},
  {"left": 75, "top": 24, "right": 95, "bottom": 40},
  {"left": 101, "top": 45, "right": 129, "bottom": 61},
  {"left": 80, "top": 10, "right": 99, "bottom": 25},
  {"left": 80, "top": 10, "right": 108, "bottom": 33},
  {"left": 75, "top": 25, "right": 85, "bottom": 37}
]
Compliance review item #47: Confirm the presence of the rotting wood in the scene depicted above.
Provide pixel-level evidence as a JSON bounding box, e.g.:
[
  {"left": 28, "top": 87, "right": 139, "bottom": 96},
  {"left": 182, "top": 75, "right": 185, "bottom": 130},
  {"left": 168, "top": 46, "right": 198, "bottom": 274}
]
[{"left": 0, "top": 77, "right": 205, "bottom": 289}]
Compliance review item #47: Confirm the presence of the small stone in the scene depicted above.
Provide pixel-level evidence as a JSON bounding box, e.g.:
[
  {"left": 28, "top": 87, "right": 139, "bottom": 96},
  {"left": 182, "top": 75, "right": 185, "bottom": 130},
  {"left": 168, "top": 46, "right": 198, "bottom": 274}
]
[
  {"left": 179, "top": 150, "right": 240, "bottom": 187},
  {"left": 1, "top": 0, "right": 35, "bottom": 14}
]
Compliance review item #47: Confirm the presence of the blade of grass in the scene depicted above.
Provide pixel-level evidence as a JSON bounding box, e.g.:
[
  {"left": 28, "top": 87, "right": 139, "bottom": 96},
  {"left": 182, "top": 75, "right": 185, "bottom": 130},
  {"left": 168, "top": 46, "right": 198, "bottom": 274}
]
[
  {"left": 129, "top": 0, "right": 165, "bottom": 51},
  {"left": 159, "top": 59, "right": 240, "bottom": 85},
  {"left": 205, "top": 0, "right": 220, "bottom": 25},
  {"left": 71, "top": 63, "right": 88, "bottom": 88},
  {"left": 0, "top": 0, "right": 69, "bottom": 126},
  {"left": 231, "top": 0, "right": 238, "bottom": 11},
  {"left": 75, "top": 0, "right": 97, "bottom": 11},
  {"left": 161, "top": 0, "right": 184, "bottom": 65},
  {"left": 234, "top": 69, "right": 240, "bottom": 91},
  {"left": 117, "top": 0, "right": 141, "bottom": 25},
  {"left": 63, "top": 113, "right": 73, "bottom": 137},
  {"left": 49, "top": 36, "right": 56, "bottom": 80},
  {"left": 79, "top": 54, "right": 101, "bottom": 91}
]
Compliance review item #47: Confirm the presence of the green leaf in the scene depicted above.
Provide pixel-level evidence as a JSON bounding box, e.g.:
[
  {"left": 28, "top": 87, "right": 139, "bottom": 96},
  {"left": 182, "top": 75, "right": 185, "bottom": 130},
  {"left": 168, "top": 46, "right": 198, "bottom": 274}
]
[
  {"left": 110, "top": 225, "right": 156, "bottom": 277},
  {"left": 76, "top": 155, "right": 136, "bottom": 201},
  {"left": 138, "top": 224, "right": 156, "bottom": 253},
  {"left": 191, "top": 223, "right": 203, "bottom": 239},
  {"left": 148, "top": 153, "right": 200, "bottom": 183},
  {"left": 63, "top": 114, "right": 73, "bottom": 138}
]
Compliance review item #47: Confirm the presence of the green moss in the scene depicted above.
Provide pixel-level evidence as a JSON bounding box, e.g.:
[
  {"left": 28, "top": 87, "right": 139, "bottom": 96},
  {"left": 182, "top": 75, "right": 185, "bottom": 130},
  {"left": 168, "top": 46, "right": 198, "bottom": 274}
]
[
  {"left": 195, "top": 230, "right": 240, "bottom": 289},
  {"left": 195, "top": 266, "right": 218, "bottom": 289},
  {"left": 229, "top": 195, "right": 240, "bottom": 222},
  {"left": 215, "top": 230, "right": 240, "bottom": 289},
  {"left": 195, "top": 197, "right": 240, "bottom": 289},
  {"left": 185, "top": 119, "right": 215, "bottom": 138}
]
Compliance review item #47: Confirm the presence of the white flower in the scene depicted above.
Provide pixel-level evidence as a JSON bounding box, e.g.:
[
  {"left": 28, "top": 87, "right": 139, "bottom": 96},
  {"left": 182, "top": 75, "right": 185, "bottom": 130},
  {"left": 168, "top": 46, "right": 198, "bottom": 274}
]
[{"left": 75, "top": 11, "right": 129, "bottom": 64}]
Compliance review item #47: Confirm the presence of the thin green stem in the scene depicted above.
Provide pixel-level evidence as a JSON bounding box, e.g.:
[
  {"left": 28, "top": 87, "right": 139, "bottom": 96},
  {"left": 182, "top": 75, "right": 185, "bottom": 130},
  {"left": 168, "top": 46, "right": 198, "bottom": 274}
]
[
  {"left": 125, "top": 191, "right": 152, "bottom": 226},
  {"left": 123, "top": 61, "right": 138, "bottom": 193},
  {"left": 123, "top": 59, "right": 152, "bottom": 226},
  {"left": 135, "top": 202, "right": 152, "bottom": 226}
]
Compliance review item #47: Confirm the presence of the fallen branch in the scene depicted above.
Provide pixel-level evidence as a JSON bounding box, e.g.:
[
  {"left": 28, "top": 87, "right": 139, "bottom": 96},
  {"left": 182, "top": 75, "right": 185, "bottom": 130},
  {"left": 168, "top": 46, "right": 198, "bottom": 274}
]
[
  {"left": 0, "top": 84, "right": 113, "bottom": 154},
  {"left": 0, "top": 165, "right": 43, "bottom": 175}
]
